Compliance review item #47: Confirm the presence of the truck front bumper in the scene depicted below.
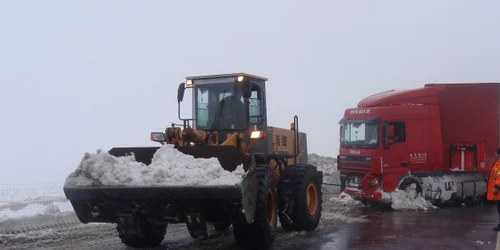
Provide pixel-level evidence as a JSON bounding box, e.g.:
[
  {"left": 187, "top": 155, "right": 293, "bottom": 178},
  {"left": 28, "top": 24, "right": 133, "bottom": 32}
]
[{"left": 344, "top": 187, "right": 385, "bottom": 202}]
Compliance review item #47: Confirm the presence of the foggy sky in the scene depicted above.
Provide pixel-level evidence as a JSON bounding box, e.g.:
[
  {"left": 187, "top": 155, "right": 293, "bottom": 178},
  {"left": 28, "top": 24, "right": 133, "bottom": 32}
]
[{"left": 1, "top": 0, "right": 500, "bottom": 184}]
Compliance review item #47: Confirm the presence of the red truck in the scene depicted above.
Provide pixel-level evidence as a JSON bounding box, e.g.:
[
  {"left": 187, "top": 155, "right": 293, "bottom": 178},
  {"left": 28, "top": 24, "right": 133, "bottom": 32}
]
[{"left": 338, "top": 83, "right": 500, "bottom": 205}]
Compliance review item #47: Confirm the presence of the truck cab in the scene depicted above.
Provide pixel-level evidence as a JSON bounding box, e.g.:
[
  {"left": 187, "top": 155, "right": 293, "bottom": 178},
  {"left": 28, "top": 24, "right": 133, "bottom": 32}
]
[{"left": 338, "top": 103, "right": 439, "bottom": 202}]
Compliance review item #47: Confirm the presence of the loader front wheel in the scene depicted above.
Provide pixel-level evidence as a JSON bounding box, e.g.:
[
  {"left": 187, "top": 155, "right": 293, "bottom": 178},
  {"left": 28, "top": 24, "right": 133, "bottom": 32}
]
[
  {"left": 289, "top": 164, "right": 322, "bottom": 232},
  {"left": 116, "top": 220, "right": 167, "bottom": 248},
  {"left": 233, "top": 164, "right": 277, "bottom": 248}
]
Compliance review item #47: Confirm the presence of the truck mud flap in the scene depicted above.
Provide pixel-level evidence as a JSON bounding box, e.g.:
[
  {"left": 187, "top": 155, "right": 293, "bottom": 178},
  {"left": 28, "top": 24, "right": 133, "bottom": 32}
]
[{"left": 108, "top": 145, "right": 254, "bottom": 171}]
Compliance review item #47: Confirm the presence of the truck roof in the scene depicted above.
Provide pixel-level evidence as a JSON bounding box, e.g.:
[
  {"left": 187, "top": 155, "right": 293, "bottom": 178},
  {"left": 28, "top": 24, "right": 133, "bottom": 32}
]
[
  {"left": 185, "top": 73, "right": 268, "bottom": 81},
  {"left": 358, "top": 83, "right": 500, "bottom": 108}
]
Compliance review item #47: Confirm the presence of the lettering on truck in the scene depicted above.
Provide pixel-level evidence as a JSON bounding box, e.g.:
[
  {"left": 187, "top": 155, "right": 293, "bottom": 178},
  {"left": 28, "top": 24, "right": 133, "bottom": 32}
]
[
  {"left": 349, "top": 149, "right": 361, "bottom": 155},
  {"left": 349, "top": 109, "right": 371, "bottom": 114}
]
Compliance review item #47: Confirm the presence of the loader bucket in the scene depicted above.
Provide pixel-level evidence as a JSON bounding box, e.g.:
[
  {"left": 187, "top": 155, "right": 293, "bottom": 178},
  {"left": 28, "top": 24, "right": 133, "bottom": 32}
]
[{"left": 64, "top": 145, "right": 259, "bottom": 228}]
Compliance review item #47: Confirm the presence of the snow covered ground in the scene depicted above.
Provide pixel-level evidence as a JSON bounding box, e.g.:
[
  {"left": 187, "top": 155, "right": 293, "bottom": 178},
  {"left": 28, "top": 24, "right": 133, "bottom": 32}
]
[{"left": 0, "top": 194, "right": 79, "bottom": 234}]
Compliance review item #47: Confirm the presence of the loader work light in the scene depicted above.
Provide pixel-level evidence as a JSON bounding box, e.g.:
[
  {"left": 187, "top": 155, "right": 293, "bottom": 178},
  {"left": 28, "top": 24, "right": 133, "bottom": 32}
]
[
  {"left": 237, "top": 76, "right": 244, "bottom": 82},
  {"left": 186, "top": 79, "right": 193, "bottom": 86},
  {"left": 250, "top": 130, "right": 263, "bottom": 139},
  {"left": 150, "top": 132, "right": 166, "bottom": 142}
]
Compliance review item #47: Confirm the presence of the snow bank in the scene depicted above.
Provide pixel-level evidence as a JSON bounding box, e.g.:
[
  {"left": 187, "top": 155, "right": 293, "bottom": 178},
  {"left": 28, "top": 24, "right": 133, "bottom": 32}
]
[
  {"left": 329, "top": 192, "right": 364, "bottom": 207},
  {"left": 385, "top": 184, "right": 437, "bottom": 211},
  {"left": 308, "top": 153, "right": 339, "bottom": 184},
  {"left": 64, "top": 144, "right": 247, "bottom": 187},
  {"left": 0, "top": 199, "right": 79, "bottom": 234}
]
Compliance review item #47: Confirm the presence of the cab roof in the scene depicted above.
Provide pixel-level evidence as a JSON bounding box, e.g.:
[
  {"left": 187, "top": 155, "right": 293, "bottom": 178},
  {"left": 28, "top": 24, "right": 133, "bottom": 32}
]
[
  {"left": 357, "top": 82, "right": 500, "bottom": 108},
  {"left": 185, "top": 73, "right": 268, "bottom": 81}
]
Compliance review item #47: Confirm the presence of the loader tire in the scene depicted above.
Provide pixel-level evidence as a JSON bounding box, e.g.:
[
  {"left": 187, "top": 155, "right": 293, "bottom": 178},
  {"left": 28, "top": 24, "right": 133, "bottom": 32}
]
[
  {"left": 116, "top": 220, "right": 167, "bottom": 248},
  {"left": 233, "top": 164, "right": 277, "bottom": 248},
  {"left": 289, "top": 164, "right": 322, "bottom": 232}
]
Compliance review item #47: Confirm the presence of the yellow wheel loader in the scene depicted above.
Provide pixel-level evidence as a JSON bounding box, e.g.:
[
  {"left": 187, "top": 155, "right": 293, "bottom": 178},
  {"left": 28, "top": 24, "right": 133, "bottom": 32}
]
[{"left": 63, "top": 73, "right": 323, "bottom": 249}]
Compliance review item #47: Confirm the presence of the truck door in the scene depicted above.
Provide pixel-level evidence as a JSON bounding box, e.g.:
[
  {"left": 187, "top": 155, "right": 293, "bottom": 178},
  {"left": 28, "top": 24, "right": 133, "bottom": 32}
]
[
  {"left": 381, "top": 121, "right": 410, "bottom": 172},
  {"left": 406, "top": 120, "right": 429, "bottom": 171}
]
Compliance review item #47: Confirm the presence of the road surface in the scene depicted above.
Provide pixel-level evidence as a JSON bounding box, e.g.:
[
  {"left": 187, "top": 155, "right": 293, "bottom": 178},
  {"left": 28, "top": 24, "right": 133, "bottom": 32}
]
[{"left": 1, "top": 190, "right": 500, "bottom": 250}]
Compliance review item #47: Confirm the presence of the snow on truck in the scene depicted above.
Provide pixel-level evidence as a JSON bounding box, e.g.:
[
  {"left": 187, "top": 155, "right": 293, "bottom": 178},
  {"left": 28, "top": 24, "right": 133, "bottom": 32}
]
[
  {"left": 338, "top": 83, "right": 500, "bottom": 206},
  {"left": 63, "top": 73, "right": 323, "bottom": 249}
]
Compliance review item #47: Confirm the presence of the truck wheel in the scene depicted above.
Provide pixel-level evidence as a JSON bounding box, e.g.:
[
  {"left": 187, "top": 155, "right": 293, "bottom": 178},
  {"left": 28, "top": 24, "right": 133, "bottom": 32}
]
[
  {"left": 398, "top": 178, "right": 422, "bottom": 199},
  {"left": 116, "top": 220, "right": 167, "bottom": 248},
  {"left": 289, "top": 164, "right": 323, "bottom": 232},
  {"left": 233, "top": 164, "right": 277, "bottom": 248}
]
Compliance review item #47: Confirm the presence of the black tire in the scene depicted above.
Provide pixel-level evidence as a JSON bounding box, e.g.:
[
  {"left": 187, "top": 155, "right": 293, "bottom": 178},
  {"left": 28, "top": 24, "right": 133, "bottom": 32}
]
[
  {"left": 116, "top": 220, "right": 167, "bottom": 248},
  {"left": 233, "top": 164, "right": 277, "bottom": 249},
  {"left": 340, "top": 176, "right": 347, "bottom": 192},
  {"left": 188, "top": 229, "right": 208, "bottom": 240},
  {"left": 288, "top": 164, "right": 323, "bottom": 232},
  {"left": 398, "top": 178, "right": 422, "bottom": 199}
]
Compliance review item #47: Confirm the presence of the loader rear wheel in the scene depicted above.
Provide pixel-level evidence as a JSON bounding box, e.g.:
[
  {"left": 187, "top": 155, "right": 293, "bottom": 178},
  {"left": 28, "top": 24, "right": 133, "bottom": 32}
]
[
  {"left": 116, "top": 220, "right": 167, "bottom": 248},
  {"left": 288, "top": 164, "right": 322, "bottom": 232},
  {"left": 233, "top": 164, "right": 277, "bottom": 248}
]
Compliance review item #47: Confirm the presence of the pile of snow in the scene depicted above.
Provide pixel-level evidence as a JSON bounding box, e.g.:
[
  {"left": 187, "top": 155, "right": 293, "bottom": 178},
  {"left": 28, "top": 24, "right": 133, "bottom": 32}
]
[
  {"left": 384, "top": 184, "right": 437, "bottom": 211},
  {"left": 329, "top": 192, "right": 364, "bottom": 207},
  {"left": 0, "top": 198, "right": 78, "bottom": 234},
  {"left": 308, "top": 153, "right": 339, "bottom": 184},
  {"left": 64, "top": 144, "right": 247, "bottom": 187}
]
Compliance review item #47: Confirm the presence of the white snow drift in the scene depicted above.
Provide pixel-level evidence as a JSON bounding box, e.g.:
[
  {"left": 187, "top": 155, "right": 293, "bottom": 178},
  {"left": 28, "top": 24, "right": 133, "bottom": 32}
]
[
  {"left": 64, "top": 144, "right": 247, "bottom": 187},
  {"left": 0, "top": 198, "right": 79, "bottom": 234},
  {"left": 383, "top": 184, "right": 437, "bottom": 211},
  {"left": 335, "top": 186, "right": 437, "bottom": 211},
  {"left": 330, "top": 192, "right": 364, "bottom": 207}
]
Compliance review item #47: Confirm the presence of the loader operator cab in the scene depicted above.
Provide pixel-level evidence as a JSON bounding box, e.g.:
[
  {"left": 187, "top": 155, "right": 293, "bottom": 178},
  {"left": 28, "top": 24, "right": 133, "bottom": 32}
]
[{"left": 176, "top": 73, "right": 268, "bottom": 143}]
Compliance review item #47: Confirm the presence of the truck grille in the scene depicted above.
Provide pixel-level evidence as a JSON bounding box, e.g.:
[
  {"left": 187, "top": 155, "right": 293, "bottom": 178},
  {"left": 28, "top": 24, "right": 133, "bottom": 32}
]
[{"left": 339, "top": 155, "right": 371, "bottom": 169}]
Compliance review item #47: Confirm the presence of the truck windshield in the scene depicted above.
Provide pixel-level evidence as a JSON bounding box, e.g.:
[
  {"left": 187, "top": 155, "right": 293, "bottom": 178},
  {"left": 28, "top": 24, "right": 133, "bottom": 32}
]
[
  {"left": 340, "top": 122, "right": 379, "bottom": 148},
  {"left": 194, "top": 82, "right": 248, "bottom": 131}
]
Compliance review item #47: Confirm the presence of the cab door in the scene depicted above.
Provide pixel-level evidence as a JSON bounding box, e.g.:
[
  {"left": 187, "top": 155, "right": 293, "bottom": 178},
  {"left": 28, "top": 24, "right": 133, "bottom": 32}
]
[
  {"left": 406, "top": 119, "right": 429, "bottom": 171},
  {"left": 380, "top": 121, "right": 410, "bottom": 176}
]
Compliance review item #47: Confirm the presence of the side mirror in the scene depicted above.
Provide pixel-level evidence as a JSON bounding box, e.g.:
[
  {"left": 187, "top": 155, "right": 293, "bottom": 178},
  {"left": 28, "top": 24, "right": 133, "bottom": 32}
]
[
  {"left": 177, "top": 82, "right": 186, "bottom": 103},
  {"left": 388, "top": 124, "right": 395, "bottom": 138},
  {"left": 386, "top": 124, "right": 395, "bottom": 146},
  {"left": 383, "top": 122, "right": 391, "bottom": 149}
]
